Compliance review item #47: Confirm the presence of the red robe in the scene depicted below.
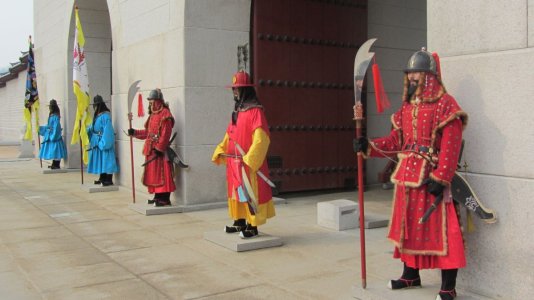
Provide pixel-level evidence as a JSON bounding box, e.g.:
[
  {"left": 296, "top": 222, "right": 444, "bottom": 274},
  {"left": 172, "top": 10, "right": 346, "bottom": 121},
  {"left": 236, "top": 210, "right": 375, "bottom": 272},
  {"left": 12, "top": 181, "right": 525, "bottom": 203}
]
[
  {"left": 367, "top": 73, "right": 468, "bottom": 269},
  {"left": 224, "top": 107, "right": 272, "bottom": 205},
  {"left": 133, "top": 101, "right": 176, "bottom": 193},
  {"left": 212, "top": 105, "right": 275, "bottom": 226}
]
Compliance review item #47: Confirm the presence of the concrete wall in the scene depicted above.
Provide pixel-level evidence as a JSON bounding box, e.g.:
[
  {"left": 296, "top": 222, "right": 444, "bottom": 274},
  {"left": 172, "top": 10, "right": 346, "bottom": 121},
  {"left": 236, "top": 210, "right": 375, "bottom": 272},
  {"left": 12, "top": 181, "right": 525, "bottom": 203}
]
[
  {"left": 366, "top": 0, "right": 427, "bottom": 184},
  {"left": 428, "top": 0, "right": 534, "bottom": 298},
  {"left": 178, "top": 0, "right": 251, "bottom": 207},
  {"left": 0, "top": 72, "right": 27, "bottom": 144}
]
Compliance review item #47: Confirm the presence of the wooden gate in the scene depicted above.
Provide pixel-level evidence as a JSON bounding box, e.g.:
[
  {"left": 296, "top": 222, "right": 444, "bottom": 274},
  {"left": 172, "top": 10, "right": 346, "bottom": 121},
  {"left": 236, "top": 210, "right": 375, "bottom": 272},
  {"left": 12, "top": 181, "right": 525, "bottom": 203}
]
[{"left": 252, "top": 0, "right": 368, "bottom": 193}]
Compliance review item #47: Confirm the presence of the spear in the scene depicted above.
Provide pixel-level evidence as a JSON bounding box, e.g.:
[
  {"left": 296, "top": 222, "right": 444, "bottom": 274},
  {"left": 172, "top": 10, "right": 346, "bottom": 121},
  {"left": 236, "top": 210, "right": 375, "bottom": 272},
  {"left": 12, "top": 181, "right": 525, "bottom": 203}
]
[
  {"left": 352, "top": 38, "right": 377, "bottom": 289},
  {"left": 127, "top": 80, "right": 141, "bottom": 203}
]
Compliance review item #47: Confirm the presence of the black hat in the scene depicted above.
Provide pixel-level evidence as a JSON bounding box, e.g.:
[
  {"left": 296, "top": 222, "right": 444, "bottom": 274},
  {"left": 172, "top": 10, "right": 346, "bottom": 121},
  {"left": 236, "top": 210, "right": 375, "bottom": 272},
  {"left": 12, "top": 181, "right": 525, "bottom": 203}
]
[
  {"left": 90, "top": 95, "right": 106, "bottom": 105},
  {"left": 405, "top": 47, "right": 436, "bottom": 74},
  {"left": 147, "top": 89, "right": 164, "bottom": 101},
  {"left": 48, "top": 99, "right": 58, "bottom": 106}
]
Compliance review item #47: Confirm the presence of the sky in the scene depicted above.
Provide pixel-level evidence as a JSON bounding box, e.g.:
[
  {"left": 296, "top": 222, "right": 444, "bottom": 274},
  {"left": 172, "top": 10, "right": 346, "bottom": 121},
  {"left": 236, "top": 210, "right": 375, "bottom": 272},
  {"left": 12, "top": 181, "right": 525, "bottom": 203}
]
[{"left": 0, "top": 0, "right": 34, "bottom": 72}]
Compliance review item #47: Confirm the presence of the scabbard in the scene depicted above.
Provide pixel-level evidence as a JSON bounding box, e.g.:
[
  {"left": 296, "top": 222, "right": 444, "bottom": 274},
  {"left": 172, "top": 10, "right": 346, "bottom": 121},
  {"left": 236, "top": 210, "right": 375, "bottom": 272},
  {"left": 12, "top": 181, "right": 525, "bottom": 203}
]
[{"left": 419, "top": 193, "right": 443, "bottom": 224}]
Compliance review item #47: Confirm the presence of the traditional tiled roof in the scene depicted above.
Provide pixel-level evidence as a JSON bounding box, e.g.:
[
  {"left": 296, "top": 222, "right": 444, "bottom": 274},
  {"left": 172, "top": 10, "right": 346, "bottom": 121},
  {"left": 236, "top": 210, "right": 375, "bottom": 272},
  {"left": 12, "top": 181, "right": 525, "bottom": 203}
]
[{"left": 0, "top": 52, "right": 29, "bottom": 88}]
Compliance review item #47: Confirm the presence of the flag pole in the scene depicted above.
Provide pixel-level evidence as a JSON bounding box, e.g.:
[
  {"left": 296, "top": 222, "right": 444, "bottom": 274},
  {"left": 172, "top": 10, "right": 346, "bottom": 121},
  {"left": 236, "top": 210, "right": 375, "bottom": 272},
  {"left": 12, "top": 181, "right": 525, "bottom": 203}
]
[
  {"left": 128, "top": 112, "right": 136, "bottom": 203},
  {"left": 37, "top": 123, "right": 42, "bottom": 168},
  {"left": 27, "top": 35, "right": 42, "bottom": 168},
  {"left": 79, "top": 119, "right": 84, "bottom": 184}
]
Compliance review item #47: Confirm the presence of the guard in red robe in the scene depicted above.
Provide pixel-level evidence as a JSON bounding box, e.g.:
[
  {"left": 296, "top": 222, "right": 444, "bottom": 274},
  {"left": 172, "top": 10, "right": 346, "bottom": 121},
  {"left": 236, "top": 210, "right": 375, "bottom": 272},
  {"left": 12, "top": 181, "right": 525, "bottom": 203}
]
[
  {"left": 212, "top": 71, "right": 275, "bottom": 238},
  {"left": 128, "top": 88, "right": 176, "bottom": 207},
  {"left": 355, "top": 48, "right": 468, "bottom": 300}
]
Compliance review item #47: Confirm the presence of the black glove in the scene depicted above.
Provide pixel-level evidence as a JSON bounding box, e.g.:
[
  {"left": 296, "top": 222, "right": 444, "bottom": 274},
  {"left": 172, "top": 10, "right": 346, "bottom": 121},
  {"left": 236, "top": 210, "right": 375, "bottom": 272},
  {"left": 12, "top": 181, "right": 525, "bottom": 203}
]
[
  {"left": 426, "top": 179, "right": 445, "bottom": 197},
  {"left": 154, "top": 149, "right": 164, "bottom": 157},
  {"left": 353, "top": 137, "right": 368, "bottom": 153},
  {"left": 127, "top": 128, "right": 135, "bottom": 136}
]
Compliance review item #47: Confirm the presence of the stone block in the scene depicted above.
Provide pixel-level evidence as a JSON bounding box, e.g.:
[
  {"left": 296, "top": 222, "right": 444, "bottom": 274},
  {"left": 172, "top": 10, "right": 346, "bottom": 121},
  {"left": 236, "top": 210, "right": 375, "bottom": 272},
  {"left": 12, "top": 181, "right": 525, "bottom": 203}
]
[
  {"left": 18, "top": 140, "right": 35, "bottom": 158},
  {"left": 80, "top": 184, "right": 119, "bottom": 193},
  {"left": 428, "top": 1, "right": 527, "bottom": 56},
  {"left": 456, "top": 173, "right": 533, "bottom": 299},
  {"left": 128, "top": 202, "right": 183, "bottom": 216},
  {"left": 184, "top": 0, "right": 251, "bottom": 32},
  {"left": 369, "top": 2, "right": 426, "bottom": 30},
  {"left": 317, "top": 199, "right": 359, "bottom": 231},
  {"left": 183, "top": 87, "right": 229, "bottom": 145},
  {"left": 184, "top": 27, "right": 249, "bottom": 87},
  {"left": 120, "top": 2, "right": 169, "bottom": 46},
  {"left": 440, "top": 49, "right": 534, "bottom": 178},
  {"left": 42, "top": 169, "right": 68, "bottom": 174},
  {"left": 175, "top": 144, "right": 228, "bottom": 207},
  {"left": 363, "top": 214, "right": 389, "bottom": 229},
  {"left": 352, "top": 282, "right": 494, "bottom": 300},
  {"left": 368, "top": 24, "right": 426, "bottom": 51},
  {"left": 162, "top": 28, "right": 185, "bottom": 89},
  {"left": 203, "top": 230, "right": 283, "bottom": 252}
]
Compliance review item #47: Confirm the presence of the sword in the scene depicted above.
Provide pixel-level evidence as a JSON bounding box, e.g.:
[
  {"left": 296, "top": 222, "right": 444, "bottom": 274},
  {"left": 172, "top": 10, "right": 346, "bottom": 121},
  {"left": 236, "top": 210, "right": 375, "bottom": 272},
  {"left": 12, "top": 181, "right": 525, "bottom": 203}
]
[
  {"left": 232, "top": 140, "right": 276, "bottom": 188},
  {"left": 353, "top": 38, "right": 377, "bottom": 289},
  {"left": 419, "top": 177, "right": 444, "bottom": 224},
  {"left": 141, "top": 153, "right": 159, "bottom": 167}
]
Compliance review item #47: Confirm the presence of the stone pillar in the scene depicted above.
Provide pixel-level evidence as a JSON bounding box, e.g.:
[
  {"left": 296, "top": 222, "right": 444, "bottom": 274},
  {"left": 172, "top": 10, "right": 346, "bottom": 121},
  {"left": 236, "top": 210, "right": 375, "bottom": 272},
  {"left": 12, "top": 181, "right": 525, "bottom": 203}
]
[{"left": 428, "top": 0, "right": 534, "bottom": 298}]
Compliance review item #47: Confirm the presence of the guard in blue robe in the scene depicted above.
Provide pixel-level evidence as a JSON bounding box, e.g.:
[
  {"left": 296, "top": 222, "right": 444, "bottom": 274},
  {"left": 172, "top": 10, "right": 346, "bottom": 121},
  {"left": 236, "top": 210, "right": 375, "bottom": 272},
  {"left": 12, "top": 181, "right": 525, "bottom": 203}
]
[
  {"left": 38, "top": 99, "right": 67, "bottom": 169},
  {"left": 87, "top": 95, "right": 119, "bottom": 186}
]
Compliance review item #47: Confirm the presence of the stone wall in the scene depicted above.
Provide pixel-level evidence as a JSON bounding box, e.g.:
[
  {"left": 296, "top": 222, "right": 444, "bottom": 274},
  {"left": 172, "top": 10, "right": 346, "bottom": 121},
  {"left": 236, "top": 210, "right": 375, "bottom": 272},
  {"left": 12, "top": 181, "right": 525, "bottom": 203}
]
[
  {"left": 428, "top": 0, "right": 534, "bottom": 298},
  {"left": 0, "top": 70, "right": 27, "bottom": 144}
]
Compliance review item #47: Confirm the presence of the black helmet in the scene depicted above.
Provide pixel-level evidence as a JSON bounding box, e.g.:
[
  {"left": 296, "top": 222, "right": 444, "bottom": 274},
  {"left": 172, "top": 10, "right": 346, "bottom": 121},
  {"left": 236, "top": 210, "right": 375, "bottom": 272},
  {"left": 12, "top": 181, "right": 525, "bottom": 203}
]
[
  {"left": 91, "top": 95, "right": 105, "bottom": 105},
  {"left": 147, "top": 88, "right": 164, "bottom": 101},
  {"left": 405, "top": 47, "right": 436, "bottom": 74}
]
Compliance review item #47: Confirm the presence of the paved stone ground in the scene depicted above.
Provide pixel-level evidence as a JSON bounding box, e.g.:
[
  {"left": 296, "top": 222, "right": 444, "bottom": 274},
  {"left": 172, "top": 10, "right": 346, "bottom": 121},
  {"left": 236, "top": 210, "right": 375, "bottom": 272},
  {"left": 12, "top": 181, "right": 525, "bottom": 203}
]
[{"left": 0, "top": 146, "right": 494, "bottom": 300}]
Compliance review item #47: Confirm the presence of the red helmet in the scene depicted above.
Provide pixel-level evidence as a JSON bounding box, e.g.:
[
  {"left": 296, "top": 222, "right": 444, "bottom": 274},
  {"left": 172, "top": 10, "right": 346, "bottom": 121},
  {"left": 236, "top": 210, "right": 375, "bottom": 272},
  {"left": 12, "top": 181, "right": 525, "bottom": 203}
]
[{"left": 226, "top": 70, "right": 255, "bottom": 88}]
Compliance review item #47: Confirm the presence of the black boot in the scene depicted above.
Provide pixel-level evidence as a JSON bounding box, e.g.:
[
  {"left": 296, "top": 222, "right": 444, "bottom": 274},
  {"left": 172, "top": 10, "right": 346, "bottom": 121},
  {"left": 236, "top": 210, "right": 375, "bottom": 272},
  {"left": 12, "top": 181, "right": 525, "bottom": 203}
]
[
  {"left": 147, "top": 193, "right": 160, "bottom": 204},
  {"left": 388, "top": 263, "right": 422, "bottom": 290},
  {"left": 436, "top": 269, "right": 458, "bottom": 300},
  {"left": 154, "top": 192, "right": 171, "bottom": 207},
  {"left": 225, "top": 219, "right": 246, "bottom": 233},
  {"left": 102, "top": 174, "right": 113, "bottom": 186},
  {"left": 94, "top": 174, "right": 104, "bottom": 185},
  {"left": 239, "top": 224, "right": 258, "bottom": 239},
  {"left": 51, "top": 160, "right": 60, "bottom": 169}
]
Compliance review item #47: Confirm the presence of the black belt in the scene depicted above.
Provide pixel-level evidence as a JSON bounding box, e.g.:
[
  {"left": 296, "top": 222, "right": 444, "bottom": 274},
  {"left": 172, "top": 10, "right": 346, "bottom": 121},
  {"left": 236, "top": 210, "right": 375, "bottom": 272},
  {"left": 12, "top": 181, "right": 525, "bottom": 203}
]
[{"left": 404, "top": 144, "right": 432, "bottom": 154}]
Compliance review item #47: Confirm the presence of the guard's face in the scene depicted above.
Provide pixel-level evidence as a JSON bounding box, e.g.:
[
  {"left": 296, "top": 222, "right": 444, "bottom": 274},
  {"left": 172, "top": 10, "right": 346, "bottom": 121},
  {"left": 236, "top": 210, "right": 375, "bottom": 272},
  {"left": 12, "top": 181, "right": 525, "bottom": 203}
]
[
  {"left": 148, "top": 99, "right": 155, "bottom": 107},
  {"left": 232, "top": 88, "right": 240, "bottom": 101},
  {"left": 407, "top": 72, "right": 421, "bottom": 86}
]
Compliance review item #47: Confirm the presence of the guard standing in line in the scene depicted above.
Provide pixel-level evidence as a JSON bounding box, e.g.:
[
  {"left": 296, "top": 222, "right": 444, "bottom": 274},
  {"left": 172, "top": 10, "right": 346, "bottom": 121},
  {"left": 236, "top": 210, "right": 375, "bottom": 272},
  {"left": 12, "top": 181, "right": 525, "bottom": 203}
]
[
  {"left": 354, "top": 48, "right": 468, "bottom": 300},
  {"left": 87, "top": 95, "right": 118, "bottom": 186},
  {"left": 128, "top": 89, "right": 175, "bottom": 206},
  {"left": 38, "top": 99, "right": 67, "bottom": 169},
  {"left": 212, "top": 71, "right": 276, "bottom": 238}
]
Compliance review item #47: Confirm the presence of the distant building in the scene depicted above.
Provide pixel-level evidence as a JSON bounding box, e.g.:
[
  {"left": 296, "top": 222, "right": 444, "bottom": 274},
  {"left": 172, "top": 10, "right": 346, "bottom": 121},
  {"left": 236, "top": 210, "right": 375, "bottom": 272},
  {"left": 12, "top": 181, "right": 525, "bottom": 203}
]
[{"left": 0, "top": 52, "right": 28, "bottom": 143}]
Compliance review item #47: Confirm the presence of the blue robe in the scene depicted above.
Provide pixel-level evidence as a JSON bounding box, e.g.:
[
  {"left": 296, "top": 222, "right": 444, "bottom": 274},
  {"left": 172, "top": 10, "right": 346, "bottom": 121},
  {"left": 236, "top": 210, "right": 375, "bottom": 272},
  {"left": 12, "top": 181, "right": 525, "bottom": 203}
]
[
  {"left": 86, "top": 112, "right": 119, "bottom": 174},
  {"left": 38, "top": 114, "right": 67, "bottom": 160}
]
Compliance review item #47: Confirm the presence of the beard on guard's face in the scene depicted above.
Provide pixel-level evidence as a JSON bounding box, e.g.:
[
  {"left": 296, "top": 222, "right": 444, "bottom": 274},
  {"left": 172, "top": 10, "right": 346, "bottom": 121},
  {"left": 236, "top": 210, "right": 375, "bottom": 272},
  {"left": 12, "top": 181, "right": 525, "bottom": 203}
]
[{"left": 407, "top": 81, "right": 418, "bottom": 96}]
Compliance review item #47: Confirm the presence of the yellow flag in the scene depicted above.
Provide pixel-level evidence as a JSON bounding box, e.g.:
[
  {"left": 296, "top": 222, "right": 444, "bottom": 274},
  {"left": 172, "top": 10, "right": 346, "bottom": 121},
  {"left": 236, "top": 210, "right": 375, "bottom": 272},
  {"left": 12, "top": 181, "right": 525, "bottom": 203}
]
[
  {"left": 23, "top": 37, "right": 39, "bottom": 140},
  {"left": 71, "top": 7, "right": 92, "bottom": 164}
]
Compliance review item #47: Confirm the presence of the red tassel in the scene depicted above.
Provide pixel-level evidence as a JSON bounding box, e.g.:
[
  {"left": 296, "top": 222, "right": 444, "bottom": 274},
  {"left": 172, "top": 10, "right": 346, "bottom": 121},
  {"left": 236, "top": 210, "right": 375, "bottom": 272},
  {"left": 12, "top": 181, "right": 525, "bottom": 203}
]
[
  {"left": 372, "top": 63, "right": 391, "bottom": 114},
  {"left": 137, "top": 93, "right": 144, "bottom": 117},
  {"left": 432, "top": 52, "right": 442, "bottom": 80}
]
